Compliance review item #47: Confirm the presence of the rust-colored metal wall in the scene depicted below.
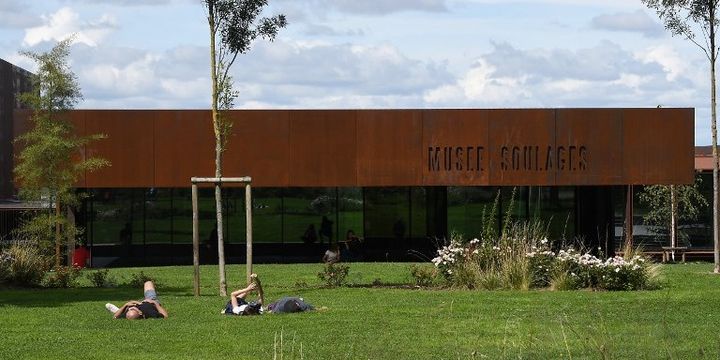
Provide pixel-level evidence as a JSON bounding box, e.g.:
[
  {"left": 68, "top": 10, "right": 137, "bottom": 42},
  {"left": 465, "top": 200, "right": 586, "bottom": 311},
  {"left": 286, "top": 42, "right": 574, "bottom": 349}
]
[{"left": 12, "top": 108, "right": 695, "bottom": 187}]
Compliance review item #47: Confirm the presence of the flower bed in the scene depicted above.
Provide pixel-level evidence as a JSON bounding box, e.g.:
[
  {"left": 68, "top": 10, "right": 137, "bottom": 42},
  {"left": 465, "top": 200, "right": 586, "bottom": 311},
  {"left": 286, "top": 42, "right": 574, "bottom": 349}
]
[{"left": 431, "top": 226, "right": 658, "bottom": 291}]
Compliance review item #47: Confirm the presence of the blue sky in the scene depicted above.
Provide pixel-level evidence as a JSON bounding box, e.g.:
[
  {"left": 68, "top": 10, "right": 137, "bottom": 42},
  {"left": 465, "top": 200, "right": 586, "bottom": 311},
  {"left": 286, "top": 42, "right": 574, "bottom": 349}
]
[{"left": 0, "top": 0, "right": 713, "bottom": 144}]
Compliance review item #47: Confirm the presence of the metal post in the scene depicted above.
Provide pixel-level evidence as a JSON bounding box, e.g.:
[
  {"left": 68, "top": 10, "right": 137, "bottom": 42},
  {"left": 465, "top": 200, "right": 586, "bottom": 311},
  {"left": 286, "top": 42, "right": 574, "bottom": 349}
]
[
  {"left": 192, "top": 183, "right": 200, "bottom": 297},
  {"left": 625, "top": 185, "right": 634, "bottom": 250},
  {"left": 246, "top": 182, "right": 253, "bottom": 284}
]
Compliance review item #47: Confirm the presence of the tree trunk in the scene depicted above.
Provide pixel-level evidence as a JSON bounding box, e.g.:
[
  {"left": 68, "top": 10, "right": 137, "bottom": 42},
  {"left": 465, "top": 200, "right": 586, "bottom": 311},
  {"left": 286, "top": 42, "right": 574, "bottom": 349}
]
[
  {"left": 55, "top": 200, "right": 61, "bottom": 268},
  {"left": 671, "top": 185, "right": 676, "bottom": 261},
  {"left": 208, "top": 3, "right": 227, "bottom": 296},
  {"left": 711, "top": 7, "right": 720, "bottom": 273}
]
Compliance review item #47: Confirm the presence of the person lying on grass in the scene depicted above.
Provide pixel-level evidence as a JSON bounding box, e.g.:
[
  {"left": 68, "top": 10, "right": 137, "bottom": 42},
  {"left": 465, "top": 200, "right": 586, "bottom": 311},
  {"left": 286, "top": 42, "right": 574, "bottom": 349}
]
[
  {"left": 222, "top": 273, "right": 314, "bottom": 316},
  {"left": 105, "top": 280, "right": 168, "bottom": 319}
]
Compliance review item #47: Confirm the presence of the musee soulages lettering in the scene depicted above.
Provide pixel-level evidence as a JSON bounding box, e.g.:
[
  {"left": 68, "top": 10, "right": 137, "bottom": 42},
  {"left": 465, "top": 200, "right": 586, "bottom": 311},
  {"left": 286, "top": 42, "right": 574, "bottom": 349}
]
[{"left": 427, "top": 145, "right": 588, "bottom": 172}]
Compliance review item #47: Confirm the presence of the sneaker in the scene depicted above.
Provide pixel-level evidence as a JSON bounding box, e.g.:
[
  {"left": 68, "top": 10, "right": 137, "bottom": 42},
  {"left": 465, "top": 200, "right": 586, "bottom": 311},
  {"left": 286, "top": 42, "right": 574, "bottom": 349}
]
[{"left": 105, "top": 303, "right": 119, "bottom": 313}]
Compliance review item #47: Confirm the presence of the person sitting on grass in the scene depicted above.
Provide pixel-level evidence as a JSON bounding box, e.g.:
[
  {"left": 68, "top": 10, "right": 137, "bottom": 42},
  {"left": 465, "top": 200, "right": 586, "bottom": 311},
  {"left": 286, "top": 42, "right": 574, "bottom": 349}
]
[
  {"left": 105, "top": 280, "right": 168, "bottom": 320},
  {"left": 222, "top": 274, "right": 265, "bottom": 316},
  {"left": 222, "top": 273, "right": 314, "bottom": 316},
  {"left": 322, "top": 243, "right": 341, "bottom": 264}
]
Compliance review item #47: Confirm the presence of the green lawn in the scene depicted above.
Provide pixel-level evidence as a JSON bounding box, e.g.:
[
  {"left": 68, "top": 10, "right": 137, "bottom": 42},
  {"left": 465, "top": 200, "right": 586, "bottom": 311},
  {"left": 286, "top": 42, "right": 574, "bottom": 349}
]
[{"left": 1, "top": 263, "right": 719, "bottom": 359}]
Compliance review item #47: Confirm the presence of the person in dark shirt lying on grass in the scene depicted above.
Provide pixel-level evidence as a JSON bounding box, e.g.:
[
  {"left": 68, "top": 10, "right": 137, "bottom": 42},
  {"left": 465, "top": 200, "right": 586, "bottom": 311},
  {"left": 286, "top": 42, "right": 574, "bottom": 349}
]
[
  {"left": 222, "top": 273, "right": 313, "bottom": 316},
  {"left": 105, "top": 281, "right": 168, "bottom": 320}
]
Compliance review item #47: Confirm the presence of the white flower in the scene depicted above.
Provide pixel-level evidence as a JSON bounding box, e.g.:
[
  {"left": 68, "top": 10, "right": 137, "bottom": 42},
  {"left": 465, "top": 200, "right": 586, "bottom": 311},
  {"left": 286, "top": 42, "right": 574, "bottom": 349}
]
[{"left": 614, "top": 267, "right": 620, "bottom": 273}]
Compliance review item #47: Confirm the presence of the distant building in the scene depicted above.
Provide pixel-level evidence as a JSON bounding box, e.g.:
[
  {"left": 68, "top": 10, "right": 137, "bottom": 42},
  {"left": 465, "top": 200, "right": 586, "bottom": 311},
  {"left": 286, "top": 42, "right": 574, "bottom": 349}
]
[
  {"left": 0, "top": 59, "right": 33, "bottom": 240},
  {"left": 0, "top": 59, "right": 32, "bottom": 200}
]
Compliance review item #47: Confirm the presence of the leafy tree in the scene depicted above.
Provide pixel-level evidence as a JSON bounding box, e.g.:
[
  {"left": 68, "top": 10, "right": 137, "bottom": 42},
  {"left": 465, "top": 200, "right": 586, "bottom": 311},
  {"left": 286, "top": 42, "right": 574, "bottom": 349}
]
[
  {"left": 14, "top": 38, "right": 108, "bottom": 267},
  {"left": 642, "top": 0, "right": 720, "bottom": 272},
  {"left": 203, "top": 0, "right": 286, "bottom": 295},
  {"left": 638, "top": 180, "right": 708, "bottom": 247}
]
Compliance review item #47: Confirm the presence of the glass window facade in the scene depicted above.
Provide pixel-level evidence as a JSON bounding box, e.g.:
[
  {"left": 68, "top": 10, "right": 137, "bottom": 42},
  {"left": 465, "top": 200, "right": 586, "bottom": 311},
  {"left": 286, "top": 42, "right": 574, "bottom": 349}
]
[
  {"left": 78, "top": 185, "right": 594, "bottom": 265},
  {"left": 88, "top": 189, "right": 143, "bottom": 246},
  {"left": 529, "top": 187, "right": 575, "bottom": 241},
  {"left": 447, "top": 186, "right": 500, "bottom": 239}
]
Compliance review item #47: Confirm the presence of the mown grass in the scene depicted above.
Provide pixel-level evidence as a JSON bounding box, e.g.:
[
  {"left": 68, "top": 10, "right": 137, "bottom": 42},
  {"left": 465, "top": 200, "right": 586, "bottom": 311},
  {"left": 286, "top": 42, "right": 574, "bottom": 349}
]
[{"left": 1, "top": 262, "right": 719, "bottom": 359}]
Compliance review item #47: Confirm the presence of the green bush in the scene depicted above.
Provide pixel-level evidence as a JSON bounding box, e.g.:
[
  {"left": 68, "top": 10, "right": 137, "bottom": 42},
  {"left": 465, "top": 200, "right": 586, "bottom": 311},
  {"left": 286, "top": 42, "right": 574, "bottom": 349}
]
[
  {"left": 0, "top": 243, "right": 51, "bottom": 287},
  {"left": 317, "top": 263, "right": 349, "bottom": 287},
  {"left": 87, "top": 268, "right": 115, "bottom": 288},
  {"left": 126, "top": 271, "right": 156, "bottom": 288},
  {"left": 44, "top": 266, "right": 81, "bottom": 288},
  {"left": 409, "top": 264, "right": 436, "bottom": 287}
]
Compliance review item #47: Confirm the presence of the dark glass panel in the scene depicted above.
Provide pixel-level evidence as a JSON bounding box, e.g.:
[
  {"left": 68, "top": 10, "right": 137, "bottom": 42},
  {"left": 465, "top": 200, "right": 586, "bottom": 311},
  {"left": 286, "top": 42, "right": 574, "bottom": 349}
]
[
  {"left": 364, "top": 187, "right": 409, "bottom": 240},
  {"left": 338, "top": 187, "right": 363, "bottom": 241},
  {"left": 530, "top": 186, "right": 576, "bottom": 241},
  {"left": 223, "top": 187, "right": 246, "bottom": 244},
  {"left": 89, "top": 189, "right": 143, "bottom": 245},
  {"left": 502, "top": 186, "right": 528, "bottom": 221},
  {"left": 144, "top": 188, "right": 173, "bottom": 244},
  {"left": 252, "top": 188, "right": 282, "bottom": 243},
  {"left": 283, "top": 188, "right": 335, "bottom": 244},
  {"left": 173, "top": 187, "right": 215, "bottom": 244},
  {"left": 447, "top": 187, "right": 499, "bottom": 240},
  {"left": 410, "top": 187, "right": 427, "bottom": 240}
]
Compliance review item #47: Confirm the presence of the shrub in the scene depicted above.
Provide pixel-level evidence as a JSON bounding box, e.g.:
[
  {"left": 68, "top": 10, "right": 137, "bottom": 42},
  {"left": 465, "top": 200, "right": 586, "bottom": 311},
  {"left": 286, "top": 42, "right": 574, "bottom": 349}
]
[
  {"left": 126, "top": 271, "right": 156, "bottom": 288},
  {"left": 87, "top": 268, "right": 116, "bottom": 288},
  {"left": 317, "top": 263, "right": 349, "bottom": 287},
  {"left": 44, "top": 265, "right": 81, "bottom": 288},
  {"left": 0, "top": 243, "right": 51, "bottom": 287},
  {"left": 432, "top": 224, "right": 658, "bottom": 291},
  {"left": 409, "top": 264, "right": 436, "bottom": 287}
]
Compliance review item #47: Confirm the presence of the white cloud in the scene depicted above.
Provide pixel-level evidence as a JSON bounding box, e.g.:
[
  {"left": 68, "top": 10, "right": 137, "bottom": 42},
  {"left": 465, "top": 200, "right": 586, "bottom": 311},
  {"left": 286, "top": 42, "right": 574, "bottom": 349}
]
[
  {"left": 635, "top": 44, "right": 688, "bottom": 82},
  {"left": 424, "top": 41, "right": 702, "bottom": 109},
  {"left": 591, "top": 10, "right": 663, "bottom": 38},
  {"left": 277, "top": 0, "right": 448, "bottom": 15},
  {"left": 23, "top": 7, "right": 117, "bottom": 47}
]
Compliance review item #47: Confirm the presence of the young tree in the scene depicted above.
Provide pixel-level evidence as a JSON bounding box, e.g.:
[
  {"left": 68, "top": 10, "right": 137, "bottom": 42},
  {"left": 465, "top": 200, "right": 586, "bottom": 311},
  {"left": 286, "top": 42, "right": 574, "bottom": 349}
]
[
  {"left": 642, "top": 0, "right": 720, "bottom": 272},
  {"left": 638, "top": 181, "right": 708, "bottom": 249},
  {"left": 14, "top": 38, "right": 108, "bottom": 267},
  {"left": 203, "top": 0, "right": 286, "bottom": 296}
]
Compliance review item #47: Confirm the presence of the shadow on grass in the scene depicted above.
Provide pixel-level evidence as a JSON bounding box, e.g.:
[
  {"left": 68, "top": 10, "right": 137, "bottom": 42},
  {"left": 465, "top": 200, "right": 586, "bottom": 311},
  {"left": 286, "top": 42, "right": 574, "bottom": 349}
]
[{"left": 0, "top": 285, "right": 192, "bottom": 308}]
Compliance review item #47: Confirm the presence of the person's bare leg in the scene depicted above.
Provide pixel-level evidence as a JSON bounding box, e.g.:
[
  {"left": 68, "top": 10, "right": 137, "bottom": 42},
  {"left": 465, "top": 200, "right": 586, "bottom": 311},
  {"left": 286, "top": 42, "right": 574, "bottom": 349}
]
[{"left": 144, "top": 281, "right": 155, "bottom": 293}]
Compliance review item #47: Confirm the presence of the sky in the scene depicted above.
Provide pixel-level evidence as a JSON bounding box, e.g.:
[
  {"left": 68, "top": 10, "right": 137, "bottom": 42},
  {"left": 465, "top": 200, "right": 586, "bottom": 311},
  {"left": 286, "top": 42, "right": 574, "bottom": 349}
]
[{"left": 0, "top": 0, "right": 713, "bottom": 144}]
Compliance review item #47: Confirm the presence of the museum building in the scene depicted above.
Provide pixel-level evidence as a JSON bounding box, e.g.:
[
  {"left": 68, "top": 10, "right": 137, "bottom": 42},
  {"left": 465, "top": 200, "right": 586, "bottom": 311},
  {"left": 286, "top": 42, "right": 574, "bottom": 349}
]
[{"left": 0, "top": 60, "right": 697, "bottom": 266}]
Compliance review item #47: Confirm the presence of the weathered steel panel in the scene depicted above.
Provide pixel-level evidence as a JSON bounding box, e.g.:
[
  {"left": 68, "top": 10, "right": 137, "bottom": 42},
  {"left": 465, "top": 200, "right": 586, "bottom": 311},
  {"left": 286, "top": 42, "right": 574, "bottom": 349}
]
[
  {"left": 422, "top": 109, "right": 489, "bottom": 186},
  {"left": 357, "top": 110, "right": 422, "bottom": 186},
  {"left": 487, "top": 109, "right": 556, "bottom": 186},
  {"left": 86, "top": 110, "right": 154, "bottom": 187},
  {"left": 288, "top": 110, "right": 357, "bottom": 187},
  {"left": 622, "top": 108, "right": 695, "bottom": 185},
  {"left": 154, "top": 110, "right": 214, "bottom": 188},
  {"left": 555, "top": 109, "right": 622, "bottom": 186},
  {"left": 10, "top": 108, "right": 696, "bottom": 188},
  {"left": 225, "top": 110, "right": 290, "bottom": 187}
]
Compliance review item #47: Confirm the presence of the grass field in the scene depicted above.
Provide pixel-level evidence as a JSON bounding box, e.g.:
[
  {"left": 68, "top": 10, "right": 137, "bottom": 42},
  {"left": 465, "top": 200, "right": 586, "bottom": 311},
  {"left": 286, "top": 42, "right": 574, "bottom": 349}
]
[{"left": 1, "top": 262, "right": 719, "bottom": 359}]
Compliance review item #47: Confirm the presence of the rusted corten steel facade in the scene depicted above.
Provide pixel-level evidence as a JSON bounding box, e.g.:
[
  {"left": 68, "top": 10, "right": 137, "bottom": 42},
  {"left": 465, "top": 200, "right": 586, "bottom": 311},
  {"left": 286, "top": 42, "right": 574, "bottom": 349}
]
[{"left": 14, "top": 108, "right": 694, "bottom": 188}]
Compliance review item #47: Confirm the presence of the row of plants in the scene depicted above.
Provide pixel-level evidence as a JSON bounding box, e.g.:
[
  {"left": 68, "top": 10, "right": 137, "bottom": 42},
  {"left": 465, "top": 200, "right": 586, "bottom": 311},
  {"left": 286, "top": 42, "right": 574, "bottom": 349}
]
[
  {"left": 0, "top": 243, "right": 155, "bottom": 288},
  {"left": 410, "top": 189, "right": 660, "bottom": 291},
  {"left": 427, "top": 231, "right": 658, "bottom": 291}
]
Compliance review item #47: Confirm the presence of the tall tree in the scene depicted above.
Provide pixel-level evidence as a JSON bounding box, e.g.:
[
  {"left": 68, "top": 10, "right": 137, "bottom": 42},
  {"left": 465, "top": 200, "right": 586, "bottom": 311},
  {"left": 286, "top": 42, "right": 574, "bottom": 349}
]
[
  {"left": 14, "top": 38, "right": 108, "bottom": 267},
  {"left": 203, "top": 0, "right": 286, "bottom": 296},
  {"left": 642, "top": 0, "right": 720, "bottom": 272}
]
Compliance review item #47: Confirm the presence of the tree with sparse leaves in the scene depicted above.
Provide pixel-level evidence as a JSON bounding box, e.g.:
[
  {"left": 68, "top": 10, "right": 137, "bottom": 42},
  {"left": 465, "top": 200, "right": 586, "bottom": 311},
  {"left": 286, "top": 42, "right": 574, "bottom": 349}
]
[
  {"left": 14, "top": 38, "right": 108, "bottom": 267},
  {"left": 642, "top": 0, "right": 720, "bottom": 273},
  {"left": 203, "top": 0, "right": 286, "bottom": 296},
  {"left": 638, "top": 180, "right": 708, "bottom": 248}
]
